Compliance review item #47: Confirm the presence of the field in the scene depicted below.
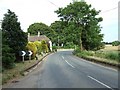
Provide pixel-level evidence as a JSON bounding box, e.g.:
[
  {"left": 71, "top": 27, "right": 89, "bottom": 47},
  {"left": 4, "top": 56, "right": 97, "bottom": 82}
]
[{"left": 101, "top": 46, "right": 119, "bottom": 51}]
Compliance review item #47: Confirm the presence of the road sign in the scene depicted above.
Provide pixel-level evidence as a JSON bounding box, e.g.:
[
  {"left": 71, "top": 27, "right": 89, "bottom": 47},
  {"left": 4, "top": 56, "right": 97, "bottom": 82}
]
[
  {"left": 28, "top": 51, "right": 32, "bottom": 56},
  {"left": 21, "top": 51, "right": 26, "bottom": 56}
]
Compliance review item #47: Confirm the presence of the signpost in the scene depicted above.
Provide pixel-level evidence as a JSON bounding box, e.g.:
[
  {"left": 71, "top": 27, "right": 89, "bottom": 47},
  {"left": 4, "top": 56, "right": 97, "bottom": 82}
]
[
  {"left": 19, "top": 50, "right": 32, "bottom": 63},
  {"left": 21, "top": 51, "right": 26, "bottom": 63},
  {"left": 28, "top": 51, "right": 32, "bottom": 62}
]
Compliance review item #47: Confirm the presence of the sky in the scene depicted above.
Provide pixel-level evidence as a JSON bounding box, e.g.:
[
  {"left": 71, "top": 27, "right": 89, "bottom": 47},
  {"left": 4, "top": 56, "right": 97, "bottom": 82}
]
[{"left": 0, "top": 0, "right": 119, "bottom": 42}]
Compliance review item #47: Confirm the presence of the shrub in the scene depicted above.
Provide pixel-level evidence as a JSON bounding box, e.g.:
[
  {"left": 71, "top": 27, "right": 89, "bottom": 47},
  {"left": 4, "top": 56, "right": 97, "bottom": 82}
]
[
  {"left": 52, "top": 46, "right": 57, "bottom": 52},
  {"left": 2, "top": 45, "right": 15, "bottom": 69},
  {"left": 26, "top": 42, "right": 37, "bottom": 58},
  {"left": 34, "top": 41, "right": 42, "bottom": 55},
  {"left": 105, "top": 52, "right": 119, "bottom": 61},
  {"left": 41, "top": 40, "right": 49, "bottom": 53}
]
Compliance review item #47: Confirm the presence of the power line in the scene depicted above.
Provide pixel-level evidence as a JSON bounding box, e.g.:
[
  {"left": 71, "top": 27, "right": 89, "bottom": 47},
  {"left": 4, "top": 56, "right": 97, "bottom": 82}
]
[
  {"left": 46, "top": 0, "right": 118, "bottom": 14},
  {"left": 100, "top": 7, "right": 118, "bottom": 14},
  {"left": 46, "top": 0, "right": 59, "bottom": 8}
]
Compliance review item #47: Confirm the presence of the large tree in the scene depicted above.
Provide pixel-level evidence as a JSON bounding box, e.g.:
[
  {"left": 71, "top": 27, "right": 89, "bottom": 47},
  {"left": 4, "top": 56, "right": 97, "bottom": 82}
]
[
  {"left": 2, "top": 9, "right": 27, "bottom": 59},
  {"left": 27, "top": 22, "right": 54, "bottom": 40},
  {"left": 50, "top": 21, "right": 66, "bottom": 46},
  {"left": 55, "top": 1, "right": 103, "bottom": 50}
]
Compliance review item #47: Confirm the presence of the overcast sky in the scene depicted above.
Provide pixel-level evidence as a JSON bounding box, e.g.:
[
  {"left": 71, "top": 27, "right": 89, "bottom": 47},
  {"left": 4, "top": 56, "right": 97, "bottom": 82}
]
[{"left": 0, "top": 0, "right": 119, "bottom": 42}]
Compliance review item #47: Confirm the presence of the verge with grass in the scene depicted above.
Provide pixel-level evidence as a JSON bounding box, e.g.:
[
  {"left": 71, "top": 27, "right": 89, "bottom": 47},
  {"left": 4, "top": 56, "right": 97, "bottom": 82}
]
[
  {"left": 2, "top": 54, "right": 47, "bottom": 85},
  {"left": 73, "top": 46, "right": 119, "bottom": 67}
]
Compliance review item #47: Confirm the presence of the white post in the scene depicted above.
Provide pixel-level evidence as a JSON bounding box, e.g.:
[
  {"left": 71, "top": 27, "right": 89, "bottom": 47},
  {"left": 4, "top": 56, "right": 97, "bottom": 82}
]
[
  {"left": 29, "top": 56, "right": 31, "bottom": 62},
  {"left": 22, "top": 56, "right": 24, "bottom": 63},
  {"left": 49, "top": 41, "right": 52, "bottom": 51}
]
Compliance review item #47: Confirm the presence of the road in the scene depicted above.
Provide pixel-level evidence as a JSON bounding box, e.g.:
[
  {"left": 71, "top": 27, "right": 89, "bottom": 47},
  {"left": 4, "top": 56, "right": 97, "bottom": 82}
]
[{"left": 3, "top": 50, "right": 118, "bottom": 89}]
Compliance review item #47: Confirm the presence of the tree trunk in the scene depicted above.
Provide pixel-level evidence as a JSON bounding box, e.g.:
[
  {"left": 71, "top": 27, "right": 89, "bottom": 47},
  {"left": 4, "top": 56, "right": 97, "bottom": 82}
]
[{"left": 79, "top": 32, "right": 83, "bottom": 51}]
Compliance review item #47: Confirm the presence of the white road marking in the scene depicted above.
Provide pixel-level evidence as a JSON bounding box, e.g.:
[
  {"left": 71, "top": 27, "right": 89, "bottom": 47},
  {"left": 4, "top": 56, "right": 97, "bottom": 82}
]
[
  {"left": 62, "top": 56, "right": 64, "bottom": 59},
  {"left": 65, "top": 60, "right": 75, "bottom": 68},
  {"left": 88, "top": 75, "right": 114, "bottom": 90},
  {"left": 75, "top": 57, "right": 117, "bottom": 72}
]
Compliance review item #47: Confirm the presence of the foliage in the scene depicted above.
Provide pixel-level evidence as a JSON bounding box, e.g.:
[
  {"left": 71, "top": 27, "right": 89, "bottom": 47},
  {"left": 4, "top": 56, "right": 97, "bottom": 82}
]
[
  {"left": 41, "top": 40, "right": 49, "bottom": 53},
  {"left": 34, "top": 41, "right": 42, "bottom": 55},
  {"left": 112, "top": 41, "right": 120, "bottom": 46},
  {"left": 74, "top": 47, "right": 119, "bottom": 62},
  {"left": 104, "top": 52, "right": 119, "bottom": 61},
  {"left": 63, "top": 42, "right": 75, "bottom": 49},
  {"left": 2, "top": 45, "right": 15, "bottom": 69},
  {"left": 1, "top": 9, "right": 27, "bottom": 60},
  {"left": 55, "top": 1, "right": 103, "bottom": 51},
  {"left": 27, "top": 22, "right": 54, "bottom": 40},
  {"left": 26, "top": 42, "right": 37, "bottom": 57},
  {"left": 52, "top": 46, "right": 57, "bottom": 52},
  {"left": 50, "top": 21, "right": 65, "bottom": 45}
]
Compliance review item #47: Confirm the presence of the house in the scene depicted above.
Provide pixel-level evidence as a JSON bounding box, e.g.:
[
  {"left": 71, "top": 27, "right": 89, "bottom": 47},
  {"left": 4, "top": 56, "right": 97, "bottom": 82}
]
[{"left": 28, "top": 32, "right": 52, "bottom": 51}]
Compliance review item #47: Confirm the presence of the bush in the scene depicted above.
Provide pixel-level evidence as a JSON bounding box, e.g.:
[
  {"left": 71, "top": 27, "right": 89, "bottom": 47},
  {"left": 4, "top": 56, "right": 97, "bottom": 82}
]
[
  {"left": 73, "top": 46, "right": 94, "bottom": 57},
  {"left": 2, "top": 45, "right": 15, "bottom": 69},
  {"left": 26, "top": 42, "right": 37, "bottom": 58},
  {"left": 41, "top": 40, "right": 49, "bottom": 53},
  {"left": 52, "top": 46, "right": 57, "bottom": 52},
  {"left": 105, "top": 52, "right": 119, "bottom": 61}
]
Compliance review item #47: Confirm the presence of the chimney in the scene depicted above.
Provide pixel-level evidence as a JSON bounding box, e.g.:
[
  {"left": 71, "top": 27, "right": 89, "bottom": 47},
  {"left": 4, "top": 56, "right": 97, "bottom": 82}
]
[
  {"left": 28, "top": 33, "right": 30, "bottom": 41},
  {"left": 38, "top": 31, "right": 40, "bottom": 37},
  {"left": 28, "top": 33, "right": 30, "bottom": 37}
]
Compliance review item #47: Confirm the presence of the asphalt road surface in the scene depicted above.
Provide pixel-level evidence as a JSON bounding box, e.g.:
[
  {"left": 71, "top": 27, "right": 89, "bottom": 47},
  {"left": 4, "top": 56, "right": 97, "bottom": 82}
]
[{"left": 3, "top": 50, "right": 118, "bottom": 89}]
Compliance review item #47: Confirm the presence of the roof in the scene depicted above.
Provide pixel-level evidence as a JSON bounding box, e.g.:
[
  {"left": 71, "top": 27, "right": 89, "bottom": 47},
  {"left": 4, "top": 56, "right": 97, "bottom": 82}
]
[{"left": 28, "top": 35, "right": 50, "bottom": 42}]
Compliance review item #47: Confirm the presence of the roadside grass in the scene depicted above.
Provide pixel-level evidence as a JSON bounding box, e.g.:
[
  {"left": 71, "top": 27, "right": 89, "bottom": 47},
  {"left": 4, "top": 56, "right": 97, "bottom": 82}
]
[
  {"left": 2, "top": 55, "right": 43, "bottom": 85},
  {"left": 73, "top": 46, "right": 119, "bottom": 66}
]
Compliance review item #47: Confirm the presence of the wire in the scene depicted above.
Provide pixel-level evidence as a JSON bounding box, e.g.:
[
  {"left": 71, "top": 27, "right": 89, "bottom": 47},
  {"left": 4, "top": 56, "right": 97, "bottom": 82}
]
[
  {"left": 46, "top": 0, "right": 118, "bottom": 14},
  {"left": 46, "top": 0, "right": 59, "bottom": 8},
  {"left": 100, "top": 7, "right": 118, "bottom": 14}
]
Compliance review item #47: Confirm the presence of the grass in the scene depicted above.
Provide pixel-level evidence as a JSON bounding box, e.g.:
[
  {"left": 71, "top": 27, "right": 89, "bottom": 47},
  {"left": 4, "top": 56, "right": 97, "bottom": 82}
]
[
  {"left": 74, "top": 46, "right": 119, "bottom": 66},
  {"left": 2, "top": 55, "right": 44, "bottom": 84},
  {"left": 101, "top": 46, "right": 119, "bottom": 51}
]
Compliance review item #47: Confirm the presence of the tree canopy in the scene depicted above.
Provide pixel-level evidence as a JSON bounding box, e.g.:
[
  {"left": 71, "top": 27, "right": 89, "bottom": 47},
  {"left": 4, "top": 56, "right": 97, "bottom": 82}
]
[
  {"left": 27, "top": 22, "right": 54, "bottom": 40},
  {"left": 55, "top": 1, "right": 103, "bottom": 50},
  {"left": 2, "top": 9, "right": 27, "bottom": 53},
  {"left": 2, "top": 9, "right": 27, "bottom": 68},
  {"left": 112, "top": 41, "right": 120, "bottom": 46}
]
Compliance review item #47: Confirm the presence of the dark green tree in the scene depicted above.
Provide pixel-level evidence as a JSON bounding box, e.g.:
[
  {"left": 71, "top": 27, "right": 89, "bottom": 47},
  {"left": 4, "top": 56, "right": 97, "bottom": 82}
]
[
  {"left": 27, "top": 22, "right": 54, "bottom": 40},
  {"left": 112, "top": 41, "right": 120, "bottom": 46},
  {"left": 55, "top": 1, "right": 103, "bottom": 50},
  {"left": 50, "top": 21, "right": 66, "bottom": 46},
  {"left": 2, "top": 9, "right": 27, "bottom": 59}
]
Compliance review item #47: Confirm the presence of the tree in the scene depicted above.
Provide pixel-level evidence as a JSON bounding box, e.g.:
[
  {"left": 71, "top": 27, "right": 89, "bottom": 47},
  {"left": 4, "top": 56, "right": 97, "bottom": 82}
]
[
  {"left": 50, "top": 21, "right": 66, "bottom": 46},
  {"left": 27, "top": 22, "right": 54, "bottom": 40},
  {"left": 55, "top": 1, "right": 103, "bottom": 50},
  {"left": 2, "top": 9, "right": 27, "bottom": 59},
  {"left": 2, "top": 44, "right": 15, "bottom": 69},
  {"left": 112, "top": 41, "right": 120, "bottom": 46}
]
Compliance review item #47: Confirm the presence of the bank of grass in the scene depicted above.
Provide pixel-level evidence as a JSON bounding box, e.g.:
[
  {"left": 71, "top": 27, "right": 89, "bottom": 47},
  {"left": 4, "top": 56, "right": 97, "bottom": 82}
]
[
  {"left": 2, "top": 55, "right": 44, "bottom": 85},
  {"left": 73, "top": 46, "right": 119, "bottom": 66}
]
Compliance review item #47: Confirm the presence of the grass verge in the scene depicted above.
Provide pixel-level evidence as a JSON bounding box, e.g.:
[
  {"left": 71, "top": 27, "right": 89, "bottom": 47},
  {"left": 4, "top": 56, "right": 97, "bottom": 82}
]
[
  {"left": 73, "top": 49, "right": 119, "bottom": 68},
  {"left": 2, "top": 54, "right": 45, "bottom": 85}
]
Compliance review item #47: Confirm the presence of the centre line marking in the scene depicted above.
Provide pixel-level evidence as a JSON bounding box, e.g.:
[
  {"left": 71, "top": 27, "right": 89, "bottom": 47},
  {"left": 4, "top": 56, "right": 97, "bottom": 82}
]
[
  {"left": 65, "top": 60, "right": 75, "bottom": 68},
  {"left": 88, "top": 75, "right": 114, "bottom": 90}
]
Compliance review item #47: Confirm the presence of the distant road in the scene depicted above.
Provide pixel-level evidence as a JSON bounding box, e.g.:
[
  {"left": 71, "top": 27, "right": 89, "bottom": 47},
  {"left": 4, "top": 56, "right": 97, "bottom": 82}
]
[{"left": 3, "top": 50, "right": 118, "bottom": 89}]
